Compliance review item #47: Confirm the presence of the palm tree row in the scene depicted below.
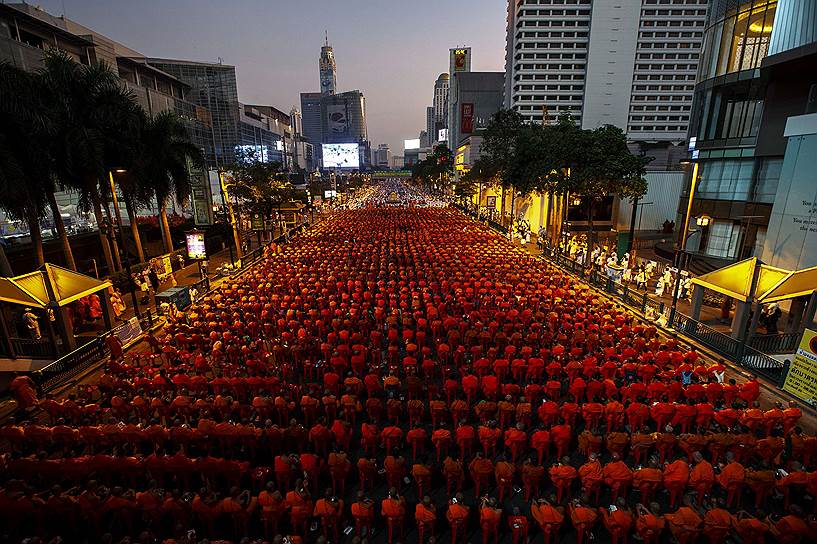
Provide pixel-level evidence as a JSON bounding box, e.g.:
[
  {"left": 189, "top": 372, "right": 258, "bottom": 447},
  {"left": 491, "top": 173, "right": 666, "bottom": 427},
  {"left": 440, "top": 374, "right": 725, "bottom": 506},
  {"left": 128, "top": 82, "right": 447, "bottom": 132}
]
[{"left": 0, "top": 50, "right": 203, "bottom": 276}]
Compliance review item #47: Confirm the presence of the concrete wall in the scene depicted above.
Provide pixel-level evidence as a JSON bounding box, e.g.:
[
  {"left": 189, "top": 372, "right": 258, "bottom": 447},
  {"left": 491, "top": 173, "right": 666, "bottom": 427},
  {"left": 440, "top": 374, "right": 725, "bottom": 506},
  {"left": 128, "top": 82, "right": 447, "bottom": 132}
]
[
  {"left": 581, "top": 0, "right": 641, "bottom": 130},
  {"left": 761, "top": 114, "right": 817, "bottom": 270},
  {"left": 616, "top": 171, "right": 684, "bottom": 232}
]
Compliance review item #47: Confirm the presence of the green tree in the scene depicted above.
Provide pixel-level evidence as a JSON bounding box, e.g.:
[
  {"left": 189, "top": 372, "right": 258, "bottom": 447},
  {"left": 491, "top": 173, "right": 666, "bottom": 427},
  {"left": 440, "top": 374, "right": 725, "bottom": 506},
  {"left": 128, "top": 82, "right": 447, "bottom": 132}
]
[
  {"left": 135, "top": 111, "right": 204, "bottom": 254},
  {"left": 226, "top": 150, "right": 294, "bottom": 224},
  {"left": 0, "top": 62, "right": 51, "bottom": 270},
  {"left": 569, "top": 125, "right": 649, "bottom": 262},
  {"left": 411, "top": 144, "right": 454, "bottom": 194}
]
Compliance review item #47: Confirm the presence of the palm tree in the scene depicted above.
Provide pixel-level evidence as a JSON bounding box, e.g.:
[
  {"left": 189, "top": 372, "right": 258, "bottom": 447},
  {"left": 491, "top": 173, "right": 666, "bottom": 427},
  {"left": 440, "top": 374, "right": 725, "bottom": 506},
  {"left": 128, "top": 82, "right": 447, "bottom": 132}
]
[
  {"left": 41, "top": 51, "right": 137, "bottom": 274},
  {"left": 135, "top": 111, "right": 203, "bottom": 253},
  {"left": 0, "top": 62, "right": 52, "bottom": 269}
]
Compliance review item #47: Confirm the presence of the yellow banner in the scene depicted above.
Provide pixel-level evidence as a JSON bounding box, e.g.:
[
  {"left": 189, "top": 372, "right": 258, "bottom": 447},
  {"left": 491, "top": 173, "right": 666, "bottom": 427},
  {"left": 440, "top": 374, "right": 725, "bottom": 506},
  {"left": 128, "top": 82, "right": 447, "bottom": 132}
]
[{"left": 782, "top": 328, "right": 817, "bottom": 402}]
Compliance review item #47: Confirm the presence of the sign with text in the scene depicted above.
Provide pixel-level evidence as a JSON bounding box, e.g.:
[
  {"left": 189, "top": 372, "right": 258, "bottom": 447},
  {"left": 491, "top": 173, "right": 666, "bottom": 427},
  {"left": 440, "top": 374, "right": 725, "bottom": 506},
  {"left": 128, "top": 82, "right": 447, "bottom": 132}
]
[
  {"left": 782, "top": 328, "right": 817, "bottom": 402},
  {"left": 461, "top": 103, "right": 474, "bottom": 134},
  {"left": 185, "top": 231, "right": 207, "bottom": 260}
]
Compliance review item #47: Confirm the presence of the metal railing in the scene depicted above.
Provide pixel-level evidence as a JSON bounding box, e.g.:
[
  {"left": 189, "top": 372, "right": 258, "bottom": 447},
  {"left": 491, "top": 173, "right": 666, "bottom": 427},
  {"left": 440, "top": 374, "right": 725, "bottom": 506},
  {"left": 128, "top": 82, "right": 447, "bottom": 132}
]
[
  {"left": 750, "top": 332, "right": 800, "bottom": 355},
  {"left": 9, "top": 337, "right": 57, "bottom": 359}
]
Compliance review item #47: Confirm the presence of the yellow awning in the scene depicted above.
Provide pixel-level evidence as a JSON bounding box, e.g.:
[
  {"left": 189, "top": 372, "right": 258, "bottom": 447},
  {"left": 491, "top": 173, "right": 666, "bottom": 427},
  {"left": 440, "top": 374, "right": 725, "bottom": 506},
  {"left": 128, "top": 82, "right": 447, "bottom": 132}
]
[
  {"left": 758, "top": 265, "right": 817, "bottom": 303},
  {"left": 690, "top": 257, "right": 758, "bottom": 303},
  {"left": 0, "top": 278, "right": 47, "bottom": 308},
  {"left": 0, "top": 264, "right": 111, "bottom": 308}
]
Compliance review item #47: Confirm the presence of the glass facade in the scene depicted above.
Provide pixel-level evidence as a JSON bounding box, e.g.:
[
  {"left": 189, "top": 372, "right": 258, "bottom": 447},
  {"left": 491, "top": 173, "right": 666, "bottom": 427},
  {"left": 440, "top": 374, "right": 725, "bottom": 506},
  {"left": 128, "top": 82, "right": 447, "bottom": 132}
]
[
  {"left": 147, "top": 60, "right": 241, "bottom": 167},
  {"left": 699, "top": 1, "right": 777, "bottom": 80}
]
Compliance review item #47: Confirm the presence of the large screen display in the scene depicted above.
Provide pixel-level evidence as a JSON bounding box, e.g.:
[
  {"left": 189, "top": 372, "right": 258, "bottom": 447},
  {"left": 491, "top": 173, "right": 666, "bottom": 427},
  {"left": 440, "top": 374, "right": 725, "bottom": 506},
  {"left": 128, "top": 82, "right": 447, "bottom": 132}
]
[
  {"left": 322, "top": 143, "right": 360, "bottom": 169},
  {"left": 404, "top": 139, "right": 421, "bottom": 150}
]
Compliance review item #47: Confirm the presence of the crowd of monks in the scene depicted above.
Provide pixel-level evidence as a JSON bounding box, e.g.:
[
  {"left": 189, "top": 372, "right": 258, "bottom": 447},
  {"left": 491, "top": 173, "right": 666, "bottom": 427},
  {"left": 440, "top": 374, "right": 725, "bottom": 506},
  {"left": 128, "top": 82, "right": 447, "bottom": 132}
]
[{"left": 1, "top": 197, "right": 816, "bottom": 544}]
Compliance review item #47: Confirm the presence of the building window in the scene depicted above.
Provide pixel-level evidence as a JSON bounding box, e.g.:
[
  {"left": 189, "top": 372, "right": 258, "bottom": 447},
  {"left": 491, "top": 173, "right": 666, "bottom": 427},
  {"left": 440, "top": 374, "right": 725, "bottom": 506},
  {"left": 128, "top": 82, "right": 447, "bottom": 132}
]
[
  {"left": 702, "top": 1, "right": 777, "bottom": 79},
  {"left": 705, "top": 220, "right": 740, "bottom": 258},
  {"left": 697, "top": 159, "right": 755, "bottom": 201}
]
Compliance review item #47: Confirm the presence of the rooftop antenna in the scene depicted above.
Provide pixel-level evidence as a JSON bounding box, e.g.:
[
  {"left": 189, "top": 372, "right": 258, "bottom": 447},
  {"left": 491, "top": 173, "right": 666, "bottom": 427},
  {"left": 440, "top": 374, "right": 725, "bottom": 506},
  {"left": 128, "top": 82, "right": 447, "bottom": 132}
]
[{"left": 325, "top": 30, "right": 328, "bottom": 47}]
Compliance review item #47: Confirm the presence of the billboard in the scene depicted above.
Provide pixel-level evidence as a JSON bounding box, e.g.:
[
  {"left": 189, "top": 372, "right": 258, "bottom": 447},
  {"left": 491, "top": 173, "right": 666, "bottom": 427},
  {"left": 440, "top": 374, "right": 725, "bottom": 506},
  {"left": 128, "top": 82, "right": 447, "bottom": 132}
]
[
  {"left": 404, "top": 139, "right": 421, "bottom": 150},
  {"left": 185, "top": 231, "right": 206, "bottom": 260},
  {"left": 451, "top": 47, "right": 471, "bottom": 73},
  {"left": 461, "top": 103, "right": 474, "bottom": 133},
  {"left": 322, "top": 143, "right": 360, "bottom": 168},
  {"left": 326, "top": 104, "right": 348, "bottom": 138},
  {"left": 438, "top": 128, "right": 449, "bottom": 142}
]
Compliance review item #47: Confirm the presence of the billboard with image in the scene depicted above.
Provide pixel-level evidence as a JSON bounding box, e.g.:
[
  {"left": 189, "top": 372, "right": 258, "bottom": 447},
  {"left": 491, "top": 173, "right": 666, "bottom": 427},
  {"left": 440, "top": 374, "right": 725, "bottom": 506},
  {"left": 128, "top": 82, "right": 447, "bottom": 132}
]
[
  {"left": 404, "top": 139, "right": 421, "bottom": 150},
  {"left": 322, "top": 143, "right": 360, "bottom": 169}
]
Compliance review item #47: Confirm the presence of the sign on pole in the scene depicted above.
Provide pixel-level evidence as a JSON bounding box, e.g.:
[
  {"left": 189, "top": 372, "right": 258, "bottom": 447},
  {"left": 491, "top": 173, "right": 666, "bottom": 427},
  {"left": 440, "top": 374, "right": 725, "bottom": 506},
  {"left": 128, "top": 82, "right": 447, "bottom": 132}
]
[
  {"left": 782, "top": 328, "right": 817, "bottom": 402},
  {"left": 185, "top": 231, "right": 207, "bottom": 260}
]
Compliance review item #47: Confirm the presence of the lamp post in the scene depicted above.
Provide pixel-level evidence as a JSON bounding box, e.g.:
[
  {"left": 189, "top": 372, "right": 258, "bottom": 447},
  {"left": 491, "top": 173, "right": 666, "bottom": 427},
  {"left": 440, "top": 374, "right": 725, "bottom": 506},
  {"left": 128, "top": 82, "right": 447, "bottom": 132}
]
[
  {"left": 668, "top": 161, "right": 701, "bottom": 324},
  {"left": 217, "top": 170, "right": 242, "bottom": 265},
  {"left": 108, "top": 169, "right": 141, "bottom": 318}
]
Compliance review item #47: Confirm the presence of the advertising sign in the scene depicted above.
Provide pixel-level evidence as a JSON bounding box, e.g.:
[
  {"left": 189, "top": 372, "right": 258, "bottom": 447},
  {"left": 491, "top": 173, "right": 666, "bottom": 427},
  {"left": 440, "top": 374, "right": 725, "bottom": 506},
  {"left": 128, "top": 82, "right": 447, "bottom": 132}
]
[
  {"left": 251, "top": 213, "right": 264, "bottom": 231},
  {"left": 404, "top": 139, "right": 421, "bottom": 150},
  {"left": 324, "top": 190, "right": 338, "bottom": 199},
  {"left": 326, "top": 104, "right": 348, "bottom": 137},
  {"left": 451, "top": 48, "right": 471, "bottom": 72},
  {"left": 782, "top": 328, "right": 817, "bottom": 402},
  {"left": 438, "top": 128, "right": 449, "bottom": 142},
  {"left": 486, "top": 195, "right": 497, "bottom": 209},
  {"left": 114, "top": 317, "right": 143, "bottom": 347},
  {"left": 461, "top": 103, "right": 474, "bottom": 134},
  {"left": 322, "top": 144, "right": 360, "bottom": 168},
  {"left": 185, "top": 231, "right": 207, "bottom": 260}
]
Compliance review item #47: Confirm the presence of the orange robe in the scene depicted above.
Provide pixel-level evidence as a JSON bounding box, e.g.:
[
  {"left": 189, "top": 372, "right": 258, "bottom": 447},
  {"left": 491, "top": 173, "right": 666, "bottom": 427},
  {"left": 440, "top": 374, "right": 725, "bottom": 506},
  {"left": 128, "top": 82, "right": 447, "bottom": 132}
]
[{"left": 665, "top": 507, "right": 702, "bottom": 544}]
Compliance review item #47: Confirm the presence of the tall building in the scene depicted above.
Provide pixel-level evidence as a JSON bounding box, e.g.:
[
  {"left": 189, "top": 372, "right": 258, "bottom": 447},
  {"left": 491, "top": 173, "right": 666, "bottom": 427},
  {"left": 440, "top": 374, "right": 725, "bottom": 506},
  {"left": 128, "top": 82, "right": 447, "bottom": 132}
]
[
  {"left": 425, "top": 106, "right": 435, "bottom": 147},
  {"left": 375, "top": 144, "right": 391, "bottom": 169},
  {"left": 448, "top": 47, "right": 472, "bottom": 148},
  {"left": 300, "top": 92, "right": 323, "bottom": 163},
  {"left": 679, "top": 0, "right": 817, "bottom": 271},
  {"left": 449, "top": 72, "right": 505, "bottom": 150},
  {"left": 503, "top": 0, "right": 708, "bottom": 150},
  {"left": 319, "top": 33, "right": 337, "bottom": 96},
  {"left": 320, "top": 90, "right": 370, "bottom": 168},
  {"left": 146, "top": 58, "right": 241, "bottom": 167},
  {"left": 433, "top": 73, "right": 450, "bottom": 143}
]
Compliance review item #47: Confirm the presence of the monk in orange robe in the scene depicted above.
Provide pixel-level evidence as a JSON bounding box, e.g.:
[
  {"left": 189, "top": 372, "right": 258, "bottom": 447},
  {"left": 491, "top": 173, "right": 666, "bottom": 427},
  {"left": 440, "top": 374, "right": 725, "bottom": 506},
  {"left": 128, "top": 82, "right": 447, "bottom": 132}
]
[
  {"left": 414, "top": 495, "right": 436, "bottom": 542},
  {"left": 701, "top": 499, "right": 731, "bottom": 544},
  {"left": 635, "top": 502, "right": 665, "bottom": 544},
  {"left": 351, "top": 491, "right": 374, "bottom": 538},
  {"left": 662, "top": 457, "right": 689, "bottom": 509},
  {"left": 381, "top": 488, "right": 406, "bottom": 543},
  {"left": 579, "top": 454, "right": 603, "bottom": 501},
  {"left": 766, "top": 508, "right": 809, "bottom": 544},
  {"left": 569, "top": 497, "right": 599, "bottom": 544},
  {"left": 531, "top": 496, "right": 564, "bottom": 544},
  {"left": 633, "top": 460, "right": 664, "bottom": 504},
  {"left": 470, "top": 452, "right": 495, "bottom": 497},
  {"left": 495, "top": 457, "right": 516, "bottom": 501},
  {"left": 549, "top": 457, "right": 578, "bottom": 503},
  {"left": 664, "top": 498, "right": 702, "bottom": 544},
  {"left": 731, "top": 510, "right": 768, "bottom": 544},
  {"left": 446, "top": 493, "right": 470, "bottom": 544},
  {"left": 716, "top": 453, "right": 745, "bottom": 508},
  {"left": 599, "top": 498, "right": 633, "bottom": 544},
  {"left": 602, "top": 454, "right": 633, "bottom": 501},
  {"left": 688, "top": 452, "right": 715, "bottom": 503}
]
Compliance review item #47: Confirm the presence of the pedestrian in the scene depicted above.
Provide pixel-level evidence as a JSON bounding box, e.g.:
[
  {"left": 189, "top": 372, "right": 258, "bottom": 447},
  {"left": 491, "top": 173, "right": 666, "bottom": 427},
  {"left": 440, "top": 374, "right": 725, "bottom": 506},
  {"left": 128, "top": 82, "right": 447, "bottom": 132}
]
[
  {"left": 148, "top": 267, "right": 160, "bottom": 292},
  {"left": 176, "top": 253, "right": 185, "bottom": 270},
  {"left": 137, "top": 275, "right": 149, "bottom": 303},
  {"left": 22, "top": 307, "right": 41, "bottom": 339}
]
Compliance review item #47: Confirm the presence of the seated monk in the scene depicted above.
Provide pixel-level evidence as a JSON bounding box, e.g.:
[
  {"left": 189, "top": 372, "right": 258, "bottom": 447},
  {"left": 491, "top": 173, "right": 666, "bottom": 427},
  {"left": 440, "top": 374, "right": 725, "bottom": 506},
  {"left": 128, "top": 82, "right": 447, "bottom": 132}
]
[{"left": 531, "top": 495, "right": 564, "bottom": 544}]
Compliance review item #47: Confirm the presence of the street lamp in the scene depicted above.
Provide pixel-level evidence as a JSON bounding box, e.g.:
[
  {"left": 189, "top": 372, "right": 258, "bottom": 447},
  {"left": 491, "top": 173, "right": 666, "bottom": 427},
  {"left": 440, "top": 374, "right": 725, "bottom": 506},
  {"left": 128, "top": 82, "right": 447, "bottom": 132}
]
[
  {"left": 696, "top": 214, "right": 711, "bottom": 227},
  {"left": 108, "top": 169, "right": 141, "bottom": 318},
  {"left": 668, "top": 160, "right": 701, "bottom": 323}
]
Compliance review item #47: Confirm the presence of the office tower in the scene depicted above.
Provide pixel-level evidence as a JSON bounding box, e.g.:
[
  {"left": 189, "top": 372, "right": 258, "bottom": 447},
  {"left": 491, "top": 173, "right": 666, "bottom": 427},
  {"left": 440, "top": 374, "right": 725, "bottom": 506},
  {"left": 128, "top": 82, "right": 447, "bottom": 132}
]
[
  {"left": 433, "top": 73, "right": 450, "bottom": 143},
  {"left": 449, "top": 72, "right": 505, "bottom": 149},
  {"left": 319, "top": 32, "right": 337, "bottom": 96},
  {"left": 503, "top": 0, "right": 708, "bottom": 148}
]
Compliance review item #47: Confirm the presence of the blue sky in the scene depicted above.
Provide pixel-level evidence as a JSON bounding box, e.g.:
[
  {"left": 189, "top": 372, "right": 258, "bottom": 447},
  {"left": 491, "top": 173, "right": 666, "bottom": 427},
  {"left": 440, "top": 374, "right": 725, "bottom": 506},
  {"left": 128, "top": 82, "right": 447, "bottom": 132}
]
[{"left": 36, "top": 0, "right": 508, "bottom": 154}]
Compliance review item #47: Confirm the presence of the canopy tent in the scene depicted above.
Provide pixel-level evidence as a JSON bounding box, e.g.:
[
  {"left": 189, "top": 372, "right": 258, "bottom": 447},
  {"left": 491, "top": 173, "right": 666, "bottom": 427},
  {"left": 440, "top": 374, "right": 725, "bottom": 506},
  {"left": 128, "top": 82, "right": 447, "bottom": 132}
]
[
  {"left": 0, "top": 264, "right": 111, "bottom": 308},
  {"left": 690, "top": 257, "right": 816, "bottom": 304},
  {"left": 0, "top": 264, "right": 113, "bottom": 360},
  {"left": 758, "top": 265, "right": 817, "bottom": 303}
]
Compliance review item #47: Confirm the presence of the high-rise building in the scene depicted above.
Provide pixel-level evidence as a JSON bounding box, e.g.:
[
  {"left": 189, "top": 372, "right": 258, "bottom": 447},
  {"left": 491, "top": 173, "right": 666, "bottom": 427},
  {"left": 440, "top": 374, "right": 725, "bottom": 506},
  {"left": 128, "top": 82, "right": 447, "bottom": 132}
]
[
  {"left": 146, "top": 58, "right": 241, "bottom": 167},
  {"left": 320, "top": 90, "right": 370, "bottom": 167},
  {"left": 300, "top": 92, "right": 323, "bottom": 162},
  {"left": 449, "top": 72, "right": 505, "bottom": 150},
  {"left": 375, "top": 144, "right": 391, "bottom": 169},
  {"left": 425, "top": 106, "right": 435, "bottom": 147},
  {"left": 503, "top": 0, "right": 708, "bottom": 150},
  {"left": 319, "top": 33, "right": 337, "bottom": 96},
  {"left": 433, "top": 73, "right": 450, "bottom": 142},
  {"left": 448, "top": 47, "right": 472, "bottom": 148},
  {"left": 678, "top": 0, "right": 817, "bottom": 271}
]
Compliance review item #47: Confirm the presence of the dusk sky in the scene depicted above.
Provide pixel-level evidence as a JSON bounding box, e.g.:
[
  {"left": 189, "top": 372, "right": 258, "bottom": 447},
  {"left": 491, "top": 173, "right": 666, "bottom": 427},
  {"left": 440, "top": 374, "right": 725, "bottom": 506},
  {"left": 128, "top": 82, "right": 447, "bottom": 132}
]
[{"left": 35, "top": 0, "right": 508, "bottom": 155}]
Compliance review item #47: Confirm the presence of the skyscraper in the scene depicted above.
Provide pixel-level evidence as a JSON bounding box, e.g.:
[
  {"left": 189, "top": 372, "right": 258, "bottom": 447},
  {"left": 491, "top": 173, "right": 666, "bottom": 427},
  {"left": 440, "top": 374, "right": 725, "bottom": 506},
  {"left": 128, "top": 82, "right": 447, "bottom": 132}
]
[
  {"left": 433, "top": 73, "right": 450, "bottom": 135},
  {"left": 425, "top": 106, "right": 435, "bottom": 147},
  {"left": 504, "top": 0, "right": 708, "bottom": 148},
  {"left": 319, "top": 32, "right": 337, "bottom": 96}
]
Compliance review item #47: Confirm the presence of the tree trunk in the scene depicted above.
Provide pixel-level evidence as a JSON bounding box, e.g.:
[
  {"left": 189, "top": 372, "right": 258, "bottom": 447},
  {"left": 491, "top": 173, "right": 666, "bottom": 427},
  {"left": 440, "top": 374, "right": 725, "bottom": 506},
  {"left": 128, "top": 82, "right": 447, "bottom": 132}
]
[
  {"left": 0, "top": 243, "right": 12, "bottom": 276},
  {"left": 125, "top": 199, "right": 146, "bottom": 262},
  {"left": 500, "top": 185, "right": 507, "bottom": 226},
  {"left": 27, "top": 210, "right": 44, "bottom": 267},
  {"left": 47, "top": 190, "right": 76, "bottom": 270},
  {"left": 91, "top": 194, "right": 115, "bottom": 275},
  {"left": 102, "top": 200, "right": 122, "bottom": 272},
  {"left": 585, "top": 199, "right": 595, "bottom": 266},
  {"left": 158, "top": 197, "right": 173, "bottom": 254}
]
